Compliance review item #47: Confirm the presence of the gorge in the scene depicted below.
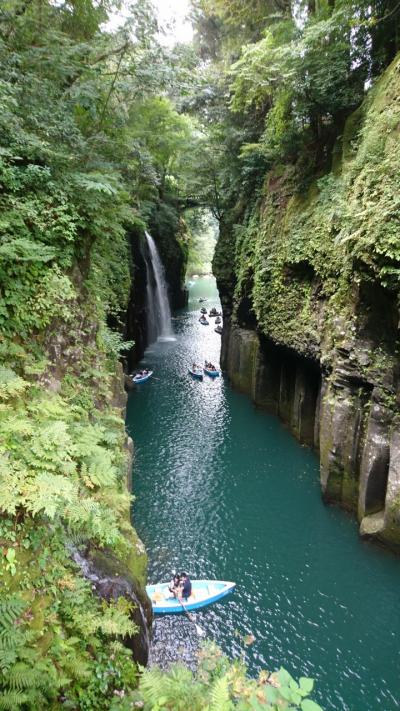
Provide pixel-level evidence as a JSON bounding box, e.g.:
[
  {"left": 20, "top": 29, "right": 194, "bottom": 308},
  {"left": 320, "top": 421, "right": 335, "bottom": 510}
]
[
  {"left": 1, "top": 0, "right": 399, "bottom": 709},
  {"left": 127, "top": 277, "right": 400, "bottom": 711}
]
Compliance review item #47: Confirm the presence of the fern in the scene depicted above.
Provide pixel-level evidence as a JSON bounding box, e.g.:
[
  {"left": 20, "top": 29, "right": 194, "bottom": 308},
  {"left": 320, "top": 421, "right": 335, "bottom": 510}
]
[
  {"left": 0, "top": 459, "right": 24, "bottom": 515},
  {"left": 23, "top": 472, "right": 75, "bottom": 518},
  {"left": 0, "top": 368, "right": 29, "bottom": 401},
  {"left": 0, "top": 596, "right": 30, "bottom": 675},
  {"left": 61, "top": 652, "right": 90, "bottom": 681},
  {"left": 99, "top": 599, "right": 137, "bottom": 638},
  {"left": 138, "top": 667, "right": 170, "bottom": 705},
  {"left": 6, "top": 663, "right": 41, "bottom": 691},
  {"left": 73, "top": 423, "right": 105, "bottom": 456},
  {"left": 0, "top": 596, "right": 26, "bottom": 629},
  {"left": 27, "top": 421, "right": 73, "bottom": 472},
  {"left": 209, "top": 676, "right": 233, "bottom": 711},
  {"left": 86, "top": 448, "right": 117, "bottom": 488},
  {"left": 0, "top": 691, "right": 28, "bottom": 710}
]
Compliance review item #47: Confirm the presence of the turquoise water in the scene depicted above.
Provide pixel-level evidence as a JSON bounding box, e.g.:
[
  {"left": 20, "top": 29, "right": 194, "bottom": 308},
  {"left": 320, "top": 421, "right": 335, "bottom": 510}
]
[{"left": 126, "top": 278, "right": 400, "bottom": 711}]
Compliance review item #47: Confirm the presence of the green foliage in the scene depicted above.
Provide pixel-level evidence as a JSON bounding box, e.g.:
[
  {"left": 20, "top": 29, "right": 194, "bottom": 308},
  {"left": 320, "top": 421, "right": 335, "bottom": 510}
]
[
  {"left": 213, "top": 50, "right": 400, "bottom": 363},
  {"left": 134, "top": 641, "right": 324, "bottom": 710}
]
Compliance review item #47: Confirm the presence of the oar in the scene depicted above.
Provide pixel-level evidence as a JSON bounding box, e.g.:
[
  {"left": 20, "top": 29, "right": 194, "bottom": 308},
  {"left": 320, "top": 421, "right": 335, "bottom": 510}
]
[{"left": 178, "top": 597, "right": 206, "bottom": 637}]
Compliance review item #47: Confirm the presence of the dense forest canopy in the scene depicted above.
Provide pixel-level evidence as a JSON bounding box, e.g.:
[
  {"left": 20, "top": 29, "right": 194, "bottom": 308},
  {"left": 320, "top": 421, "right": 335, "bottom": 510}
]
[
  {"left": 188, "top": 0, "right": 400, "bottom": 216},
  {"left": 0, "top": 0, "right": 399, "bottom": 708}
]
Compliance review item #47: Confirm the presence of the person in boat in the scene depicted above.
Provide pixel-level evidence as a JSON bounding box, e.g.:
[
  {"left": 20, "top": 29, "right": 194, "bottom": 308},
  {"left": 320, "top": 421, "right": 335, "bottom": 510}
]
[
  {"left": 179, "top": 572, "right": 192, "bottom": 600},
  {"left": 168, "top": 573, "right": 181, "bottom": 597}
]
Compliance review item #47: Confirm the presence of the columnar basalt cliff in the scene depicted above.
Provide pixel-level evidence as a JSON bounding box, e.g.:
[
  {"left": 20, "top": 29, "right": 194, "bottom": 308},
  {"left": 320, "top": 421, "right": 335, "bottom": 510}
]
[{"left": 214, "top": 55, "right": 400, "bottom": 550}]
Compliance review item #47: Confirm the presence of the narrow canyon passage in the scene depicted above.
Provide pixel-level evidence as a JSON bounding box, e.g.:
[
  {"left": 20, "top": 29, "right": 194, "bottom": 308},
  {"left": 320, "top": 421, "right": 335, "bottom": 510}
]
[{"left": 126, "top": 278, "right": 400, "bottom": 711}]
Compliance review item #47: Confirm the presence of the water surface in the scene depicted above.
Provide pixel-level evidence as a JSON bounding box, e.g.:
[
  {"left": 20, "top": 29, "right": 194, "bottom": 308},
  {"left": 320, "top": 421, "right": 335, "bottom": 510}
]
[{"left": 126, "top": 277, "right": 400, "bottom": 711}]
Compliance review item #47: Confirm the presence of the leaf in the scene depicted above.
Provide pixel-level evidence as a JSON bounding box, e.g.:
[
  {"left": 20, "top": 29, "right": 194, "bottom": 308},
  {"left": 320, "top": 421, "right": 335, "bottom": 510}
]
[
  {"left": 299, "top": 677, "right": 314, "bottom": 694},
  {"left": 301, "top": 700, "right": 324, "bottom": 711},
  {"left": 5, "top": 549, "right": 16, "bottom": 564}
]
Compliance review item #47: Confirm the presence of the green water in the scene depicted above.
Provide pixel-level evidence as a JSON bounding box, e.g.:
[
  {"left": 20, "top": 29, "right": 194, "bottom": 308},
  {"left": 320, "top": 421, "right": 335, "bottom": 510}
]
[{"left": 126, "top": 277, "right": 400, "bottom": 711}]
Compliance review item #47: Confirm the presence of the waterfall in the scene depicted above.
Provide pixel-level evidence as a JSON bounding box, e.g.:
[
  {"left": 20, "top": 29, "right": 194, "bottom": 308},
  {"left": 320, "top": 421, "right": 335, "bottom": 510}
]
[{"left": 144, "top": 231, "right": 174, "bottom": 343}]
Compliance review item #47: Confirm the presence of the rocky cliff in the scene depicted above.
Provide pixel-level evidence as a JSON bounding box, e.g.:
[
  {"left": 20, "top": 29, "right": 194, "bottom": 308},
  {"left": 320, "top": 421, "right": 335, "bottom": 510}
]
[{"left": 214, "top": 55, "right": 400, "bottom": 550}]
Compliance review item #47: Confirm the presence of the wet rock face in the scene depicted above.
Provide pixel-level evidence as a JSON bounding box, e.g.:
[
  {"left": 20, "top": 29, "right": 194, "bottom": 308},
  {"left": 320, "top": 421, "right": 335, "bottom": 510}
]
[
  {"left": 358, "top": 395, "right": 391, "bottom": 518},
  {"left": 319, "top": 372, "right": 368, "bottom": 511},
  {"left": 222, "top": 325, "right": 319, "bottom": 448},
  {"left": 73, "top": 548, "right": 152, "bottom": 666},
  {"left": 221, "top": 317, "right": 400, "bottom": 551}
]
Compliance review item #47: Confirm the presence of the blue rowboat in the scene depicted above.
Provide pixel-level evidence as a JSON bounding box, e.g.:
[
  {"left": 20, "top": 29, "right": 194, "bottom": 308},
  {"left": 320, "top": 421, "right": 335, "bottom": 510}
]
[
  {"left": 204, "top": 367, "right": 220, "bottom": 378},
  {"left": 146, "top": 580, "right": 235, "bottom": 614},
  {"left": 132, "top": 370, "right": 153, "bottom": 384},
  {"left": 189, "top": 368, "right": 203, "bottom": 381},
  {"left": 199, "top": 318, "right": 209, "bottom": 325}
]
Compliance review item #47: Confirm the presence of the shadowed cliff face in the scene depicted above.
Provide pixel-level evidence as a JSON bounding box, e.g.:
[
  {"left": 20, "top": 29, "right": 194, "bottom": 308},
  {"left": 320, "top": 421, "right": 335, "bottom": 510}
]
[{"left": 214, "top": 56, "right": 400, "bottom": 551}]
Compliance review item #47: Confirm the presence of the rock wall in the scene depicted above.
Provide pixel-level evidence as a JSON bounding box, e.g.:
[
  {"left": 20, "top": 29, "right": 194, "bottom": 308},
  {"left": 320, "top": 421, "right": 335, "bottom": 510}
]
[
  {"left": 221, "top": 319, "right": 400, "bottom": 550},
  {"left": 215, "top": 55, "right": 400, "bottom": 551}
]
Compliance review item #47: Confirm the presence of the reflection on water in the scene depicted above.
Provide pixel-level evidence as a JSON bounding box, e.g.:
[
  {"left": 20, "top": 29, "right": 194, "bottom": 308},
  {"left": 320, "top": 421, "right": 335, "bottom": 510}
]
[{"left": 126, "top": 278, "right": 400, "bottom": 711}]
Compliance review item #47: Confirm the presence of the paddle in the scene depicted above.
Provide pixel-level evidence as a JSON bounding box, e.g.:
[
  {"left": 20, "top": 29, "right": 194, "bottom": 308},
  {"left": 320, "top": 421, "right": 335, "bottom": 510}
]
[{"left": 178, "top": 597, "right": 206, "bottom": 637}]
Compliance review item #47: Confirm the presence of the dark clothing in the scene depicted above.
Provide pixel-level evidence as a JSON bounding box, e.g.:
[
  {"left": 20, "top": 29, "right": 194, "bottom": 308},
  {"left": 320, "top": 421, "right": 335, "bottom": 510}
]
[{"left": 182, "top": 577, "right": 192, "bottom": 599}]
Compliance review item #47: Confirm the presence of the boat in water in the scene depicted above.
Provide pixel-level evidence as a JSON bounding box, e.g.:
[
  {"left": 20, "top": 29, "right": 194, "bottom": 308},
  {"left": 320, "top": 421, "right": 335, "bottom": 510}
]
[
  {"left": 146, "top": 580, "right": 235, "bottom": 614},
  {"left": 204, "top": 367, "right": 220, "bottom": 377},
  {"left": 215, "top": 316, "right": 222, "bottom": 324},
  {"left": 199, "top": 317, "right": 209, "bottom": 325},
  {"left": 204, "top": 361, "right": 220, "bottom": 377},
  {"left": 132, "top": 370, "right": 153, "bottom": 384},
  {"left": 215, "top": 326, "right": 223, "bottom": 335},
  {"left": 200, "top": 307, "right": 207, "bottom": 314},
  {"left": 189, "top": 367, "right": 203, "bottom": 381}
]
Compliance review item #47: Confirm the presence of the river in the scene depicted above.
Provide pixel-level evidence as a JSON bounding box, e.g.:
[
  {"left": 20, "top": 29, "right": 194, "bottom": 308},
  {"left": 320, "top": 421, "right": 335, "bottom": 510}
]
[{"left": 126, "top": 277, "right": 400, "bottom": 711}]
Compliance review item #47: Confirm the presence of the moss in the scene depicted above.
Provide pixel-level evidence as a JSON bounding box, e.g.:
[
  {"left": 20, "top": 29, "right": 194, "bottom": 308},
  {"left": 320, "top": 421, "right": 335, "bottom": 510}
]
[{"left": 214, "top": 54, "right": 400, "bottom": 367}]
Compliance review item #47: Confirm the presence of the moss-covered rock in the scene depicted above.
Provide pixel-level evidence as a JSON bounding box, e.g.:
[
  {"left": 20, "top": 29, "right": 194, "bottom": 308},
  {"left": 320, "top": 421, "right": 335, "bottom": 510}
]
[{"left": 215, "top": 54, "right": 400, "bottom": 551}]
